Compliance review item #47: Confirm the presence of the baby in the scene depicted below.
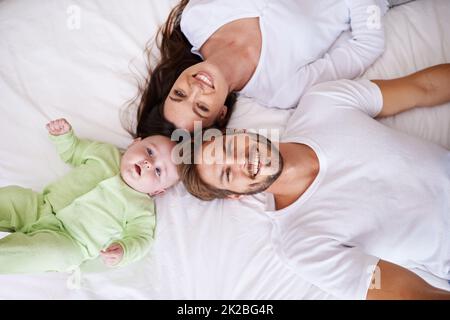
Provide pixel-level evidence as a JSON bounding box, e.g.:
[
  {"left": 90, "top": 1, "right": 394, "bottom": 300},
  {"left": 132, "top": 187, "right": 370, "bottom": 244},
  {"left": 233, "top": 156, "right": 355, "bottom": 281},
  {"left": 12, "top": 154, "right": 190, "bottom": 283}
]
[{"left": 0, "top": 118, "right": 179, "bottom": 273}]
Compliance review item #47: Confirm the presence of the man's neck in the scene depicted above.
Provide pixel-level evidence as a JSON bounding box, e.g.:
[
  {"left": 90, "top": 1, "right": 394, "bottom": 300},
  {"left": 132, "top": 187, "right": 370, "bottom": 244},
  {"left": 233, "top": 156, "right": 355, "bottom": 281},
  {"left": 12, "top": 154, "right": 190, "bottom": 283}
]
[{"left": 266, "top": 143, "right": 320, "bottom": 210}]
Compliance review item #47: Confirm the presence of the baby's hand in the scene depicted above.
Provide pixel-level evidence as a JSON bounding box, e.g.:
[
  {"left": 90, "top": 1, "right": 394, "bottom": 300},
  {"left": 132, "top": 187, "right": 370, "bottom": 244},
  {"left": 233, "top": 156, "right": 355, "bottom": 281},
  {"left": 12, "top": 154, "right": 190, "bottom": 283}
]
[
  {"left": 100, "top": 243, "right": 124, "bottom": 267},
  {"left": 46, "top": 118, "right": 71, "bottom": 136}
]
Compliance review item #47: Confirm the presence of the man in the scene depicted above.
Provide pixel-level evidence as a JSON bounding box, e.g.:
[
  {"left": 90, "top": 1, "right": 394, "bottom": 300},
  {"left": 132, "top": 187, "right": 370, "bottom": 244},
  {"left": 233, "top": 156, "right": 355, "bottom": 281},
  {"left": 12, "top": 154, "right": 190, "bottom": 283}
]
[{"left": 178, "top": 64, "right": 450, "bottom": 299}]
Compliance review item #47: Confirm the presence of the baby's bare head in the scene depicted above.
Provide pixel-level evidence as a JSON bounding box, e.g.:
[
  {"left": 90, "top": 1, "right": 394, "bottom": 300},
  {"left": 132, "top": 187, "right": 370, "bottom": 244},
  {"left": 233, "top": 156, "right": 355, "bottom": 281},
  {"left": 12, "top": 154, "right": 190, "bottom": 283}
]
[{"left": 120, "top": 135, "right": 179, "bottom": 196}]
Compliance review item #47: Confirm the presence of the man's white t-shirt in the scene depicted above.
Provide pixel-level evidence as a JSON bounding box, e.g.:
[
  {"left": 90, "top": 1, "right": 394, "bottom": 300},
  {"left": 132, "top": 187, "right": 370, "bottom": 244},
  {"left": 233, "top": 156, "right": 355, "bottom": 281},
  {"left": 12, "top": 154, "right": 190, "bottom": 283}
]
[{"left": 266, "top": 79, "right": 450, "bottom": 299}]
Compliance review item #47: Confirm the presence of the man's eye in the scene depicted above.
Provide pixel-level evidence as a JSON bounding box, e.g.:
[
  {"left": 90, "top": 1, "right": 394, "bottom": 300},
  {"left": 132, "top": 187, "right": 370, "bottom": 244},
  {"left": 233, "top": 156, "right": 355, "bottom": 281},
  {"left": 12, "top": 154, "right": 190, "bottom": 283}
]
[
  {"left": 155, "top": 168, "right": 161, "bottom": 177},
  {"left": 174, "top": 90, "right": 185, "bottom": 97},
  {"left": 147, "top": 148, "right": 153, "bottom": 157}
]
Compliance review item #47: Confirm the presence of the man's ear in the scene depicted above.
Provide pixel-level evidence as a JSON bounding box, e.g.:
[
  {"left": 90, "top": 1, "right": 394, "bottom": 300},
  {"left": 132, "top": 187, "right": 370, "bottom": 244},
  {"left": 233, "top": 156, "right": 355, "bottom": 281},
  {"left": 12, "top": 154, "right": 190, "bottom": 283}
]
[
  {"left": 227, "top": 194, "right": 243, "bottom": 200},
  {"left": 149, "top": 189, "right": 165, "bottom": 197}
]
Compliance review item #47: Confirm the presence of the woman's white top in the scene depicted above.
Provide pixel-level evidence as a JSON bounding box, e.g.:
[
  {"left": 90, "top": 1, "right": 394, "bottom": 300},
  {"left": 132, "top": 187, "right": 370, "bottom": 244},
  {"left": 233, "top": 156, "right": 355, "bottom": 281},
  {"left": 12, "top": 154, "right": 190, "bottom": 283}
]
[{"left": 181, "top": 0, "right": 387, "bottom": 109}]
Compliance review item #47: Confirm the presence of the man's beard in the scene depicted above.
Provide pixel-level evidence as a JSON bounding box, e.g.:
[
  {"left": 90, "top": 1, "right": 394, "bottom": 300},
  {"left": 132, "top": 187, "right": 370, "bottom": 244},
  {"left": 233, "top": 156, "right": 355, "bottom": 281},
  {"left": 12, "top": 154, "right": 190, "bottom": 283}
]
[
  {"left": 232, "top": 136, "right": 284, "bottom": 196},
  {"left": 238, "top": 165, "right": 283, "bottom": 196}
]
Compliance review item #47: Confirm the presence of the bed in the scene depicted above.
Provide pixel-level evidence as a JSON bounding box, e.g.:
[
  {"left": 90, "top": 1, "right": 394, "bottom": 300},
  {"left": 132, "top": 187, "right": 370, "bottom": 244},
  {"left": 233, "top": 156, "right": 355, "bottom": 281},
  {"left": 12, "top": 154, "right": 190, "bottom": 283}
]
[{"left": 0, "top": 0, "right": 449, "bottom": 299}]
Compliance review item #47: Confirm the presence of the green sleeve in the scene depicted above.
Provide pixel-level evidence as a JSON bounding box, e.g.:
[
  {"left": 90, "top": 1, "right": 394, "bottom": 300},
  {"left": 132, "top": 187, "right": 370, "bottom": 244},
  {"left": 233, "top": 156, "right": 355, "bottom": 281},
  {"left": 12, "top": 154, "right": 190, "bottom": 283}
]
[
  {"left": 116, "top": 212, "right": 156, "bottom": 267},
  {"left": 48, "top": 129, "right": 119, "bottom": 169}
]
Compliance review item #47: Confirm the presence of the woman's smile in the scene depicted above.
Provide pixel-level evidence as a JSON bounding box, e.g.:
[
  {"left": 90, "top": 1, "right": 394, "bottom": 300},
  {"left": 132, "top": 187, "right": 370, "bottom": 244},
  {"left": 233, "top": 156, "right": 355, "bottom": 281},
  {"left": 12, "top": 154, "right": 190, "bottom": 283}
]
[{"left": 194, "top": 72, "right": 214, "bottom": 89}]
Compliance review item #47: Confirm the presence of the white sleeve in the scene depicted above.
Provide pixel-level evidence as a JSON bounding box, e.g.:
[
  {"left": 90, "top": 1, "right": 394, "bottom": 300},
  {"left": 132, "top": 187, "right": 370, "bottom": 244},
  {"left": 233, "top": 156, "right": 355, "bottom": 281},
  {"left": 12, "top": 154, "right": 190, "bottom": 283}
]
[
  {"left": 301, "top": 79, "right": 384, "bottom": 117},
  {"left": 280, "top": 234, "right": 380, "bottom": 299},
  {"left": 296, "top": 0, "right": 386, "bottom": 92}
]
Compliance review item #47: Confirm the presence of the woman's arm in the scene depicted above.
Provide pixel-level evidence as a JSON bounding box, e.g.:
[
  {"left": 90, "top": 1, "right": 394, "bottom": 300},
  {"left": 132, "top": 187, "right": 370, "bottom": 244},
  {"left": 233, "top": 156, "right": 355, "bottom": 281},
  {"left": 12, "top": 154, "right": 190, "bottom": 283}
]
[
  {"left": 367, "top": 260, "right": 450, "bottom": 299},
  {"left": 300, "top": 0, "right": 386, "bottom": 90}
]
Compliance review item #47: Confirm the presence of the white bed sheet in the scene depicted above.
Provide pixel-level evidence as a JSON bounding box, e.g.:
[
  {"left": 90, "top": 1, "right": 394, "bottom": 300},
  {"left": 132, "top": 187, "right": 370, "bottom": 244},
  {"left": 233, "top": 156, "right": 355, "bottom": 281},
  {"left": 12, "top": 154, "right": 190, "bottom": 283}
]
[{"left": 0, "top": 0, "right": 449, "bottom": 299}]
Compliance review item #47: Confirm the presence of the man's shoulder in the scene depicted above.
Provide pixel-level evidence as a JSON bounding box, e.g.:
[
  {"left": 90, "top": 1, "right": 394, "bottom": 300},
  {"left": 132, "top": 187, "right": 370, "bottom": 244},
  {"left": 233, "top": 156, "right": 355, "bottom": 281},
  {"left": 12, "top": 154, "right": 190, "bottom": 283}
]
[
  {"left": 288, "top": 79, "right": 382, "bottom": 126},
  {"left": 290, "top": 80, "right": 357, "bottom": 117},
  {"left": 302, "top": 79, "right": 376, "bottom": 102}
]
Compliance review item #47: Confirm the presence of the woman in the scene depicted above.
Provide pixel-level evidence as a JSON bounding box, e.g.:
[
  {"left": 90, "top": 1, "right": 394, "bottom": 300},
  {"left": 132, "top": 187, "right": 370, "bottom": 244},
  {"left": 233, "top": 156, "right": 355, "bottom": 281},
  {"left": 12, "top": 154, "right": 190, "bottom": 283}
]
[{"left": 136, "top": 0, "right": 387, "bottom": 136}]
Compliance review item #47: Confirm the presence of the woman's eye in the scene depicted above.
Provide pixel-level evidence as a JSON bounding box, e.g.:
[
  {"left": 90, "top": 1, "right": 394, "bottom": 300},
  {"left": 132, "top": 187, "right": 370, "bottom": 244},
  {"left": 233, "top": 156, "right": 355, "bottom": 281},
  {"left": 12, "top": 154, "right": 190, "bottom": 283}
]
[
  {"left": 198, "top": 105, "right": 209, "bottom": 112},
  {"left": 147, "top": 148, "right": 153, "bottom": 157},
  {"left": 155, "top": 168, "right": 161, "bottom": 177},
  {"left": 174, "top": 90, "right": 185, "bottom": 97}
]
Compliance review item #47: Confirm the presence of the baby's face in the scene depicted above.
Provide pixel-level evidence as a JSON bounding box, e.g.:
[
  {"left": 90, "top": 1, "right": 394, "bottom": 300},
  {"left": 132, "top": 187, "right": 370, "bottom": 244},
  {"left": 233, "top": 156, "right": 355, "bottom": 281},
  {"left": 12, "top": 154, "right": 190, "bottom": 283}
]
[{"left": 120, "top": 135, "right": 179, "bottom": 196}]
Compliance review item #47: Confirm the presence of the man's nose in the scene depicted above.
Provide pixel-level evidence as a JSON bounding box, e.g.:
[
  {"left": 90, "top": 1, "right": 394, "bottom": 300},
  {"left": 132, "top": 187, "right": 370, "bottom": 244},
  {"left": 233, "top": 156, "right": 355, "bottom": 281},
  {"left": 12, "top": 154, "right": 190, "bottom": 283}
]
[
  {"left": 225, "top": 144, "right": 244, "bottom": 164},
  {"left": 229, "top": 152, "right": 248, "bottom": 175},
  {"left": 229, "top": 163, "right": 249, "bottom": 181}
]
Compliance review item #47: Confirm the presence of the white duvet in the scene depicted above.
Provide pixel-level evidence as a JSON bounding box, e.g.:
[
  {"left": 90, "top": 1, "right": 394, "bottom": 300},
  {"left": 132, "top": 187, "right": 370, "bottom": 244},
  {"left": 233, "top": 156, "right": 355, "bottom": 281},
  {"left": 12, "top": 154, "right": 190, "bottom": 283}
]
[{"left": 0, "top": 0, "right": 449, "bottom": 299}]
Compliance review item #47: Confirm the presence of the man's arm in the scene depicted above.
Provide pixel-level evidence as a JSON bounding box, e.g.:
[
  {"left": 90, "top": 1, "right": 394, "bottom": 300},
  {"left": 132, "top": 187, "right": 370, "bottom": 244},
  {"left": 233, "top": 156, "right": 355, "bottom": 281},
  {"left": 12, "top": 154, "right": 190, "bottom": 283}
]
[
  {"left": 367, "top": 260, "right": 450, "bottom": 300},
  {"left": 372, "top": 63, "right": 450, "bottom": 117}
]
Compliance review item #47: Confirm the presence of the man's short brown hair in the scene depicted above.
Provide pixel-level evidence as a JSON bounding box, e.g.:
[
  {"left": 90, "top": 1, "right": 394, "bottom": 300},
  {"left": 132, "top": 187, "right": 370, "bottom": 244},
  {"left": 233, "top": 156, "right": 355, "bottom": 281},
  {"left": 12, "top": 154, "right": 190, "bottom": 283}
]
[{"left": 177, "top": 139, "right": 234, "bottom": 201}]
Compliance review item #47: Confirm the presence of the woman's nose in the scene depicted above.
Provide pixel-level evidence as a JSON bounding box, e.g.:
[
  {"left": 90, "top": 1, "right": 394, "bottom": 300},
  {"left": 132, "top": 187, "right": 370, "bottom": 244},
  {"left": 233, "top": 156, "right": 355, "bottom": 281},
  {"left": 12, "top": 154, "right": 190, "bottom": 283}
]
[
  {"left": 190, "top": 88, "right": 201, "bottom": 102},
  {"left": 189, "top": 78, "right": 204, "bottom": 94}
]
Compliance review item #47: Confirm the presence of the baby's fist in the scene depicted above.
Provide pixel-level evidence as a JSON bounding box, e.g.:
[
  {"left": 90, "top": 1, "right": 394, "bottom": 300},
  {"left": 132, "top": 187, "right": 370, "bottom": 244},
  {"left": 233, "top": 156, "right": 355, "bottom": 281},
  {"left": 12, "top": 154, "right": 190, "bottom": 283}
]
[
  {"left": 100, "top": 243, "right": 124, "bottom": 267},
  {"left": 46, "top": 118, "right": 71, "bottom": 136}
]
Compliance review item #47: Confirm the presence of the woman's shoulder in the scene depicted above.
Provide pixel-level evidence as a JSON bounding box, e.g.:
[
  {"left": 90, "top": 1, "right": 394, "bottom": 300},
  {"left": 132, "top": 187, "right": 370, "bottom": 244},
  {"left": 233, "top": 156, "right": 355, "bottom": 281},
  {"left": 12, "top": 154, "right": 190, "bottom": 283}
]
[
  {"left": 180, "top": 0, "right": 267, "bottom": 49},
  {"left": 182, "top": 0, "right": 267, "bottom": 17}
]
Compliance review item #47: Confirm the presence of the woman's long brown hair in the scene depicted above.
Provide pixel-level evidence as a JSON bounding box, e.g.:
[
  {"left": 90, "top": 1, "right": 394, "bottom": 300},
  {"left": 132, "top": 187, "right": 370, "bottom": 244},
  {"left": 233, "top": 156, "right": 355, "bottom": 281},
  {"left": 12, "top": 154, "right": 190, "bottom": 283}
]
[{"left": 135, "top": 0, "right": 237, "bottom": 139}]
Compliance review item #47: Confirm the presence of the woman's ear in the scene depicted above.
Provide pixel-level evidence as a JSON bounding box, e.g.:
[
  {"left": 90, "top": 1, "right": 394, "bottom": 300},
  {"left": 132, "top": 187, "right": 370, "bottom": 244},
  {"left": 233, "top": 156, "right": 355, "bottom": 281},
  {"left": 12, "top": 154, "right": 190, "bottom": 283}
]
[{"left": 218, "top": 105, "right": 228, "bottom": 121}]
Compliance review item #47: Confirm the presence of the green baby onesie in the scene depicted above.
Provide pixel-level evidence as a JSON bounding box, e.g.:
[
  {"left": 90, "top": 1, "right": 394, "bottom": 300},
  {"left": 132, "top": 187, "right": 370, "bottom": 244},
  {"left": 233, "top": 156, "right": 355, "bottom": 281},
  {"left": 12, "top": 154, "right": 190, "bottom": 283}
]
[{"left": 0, "top": 130, "right": 155, "bottom": 274}]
